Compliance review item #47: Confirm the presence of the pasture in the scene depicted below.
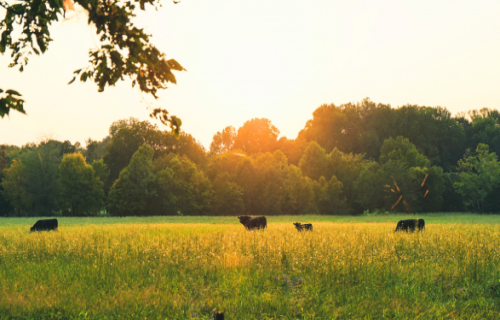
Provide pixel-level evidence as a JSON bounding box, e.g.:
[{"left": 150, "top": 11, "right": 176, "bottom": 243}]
[{"left": 1, "top": 214, "right": 500, "bottom": 319}]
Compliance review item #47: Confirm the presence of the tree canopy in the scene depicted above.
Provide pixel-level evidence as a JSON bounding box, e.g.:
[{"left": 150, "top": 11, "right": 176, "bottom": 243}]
[{"left": 3, "top": 99, "right": 500, "bottom": 216}]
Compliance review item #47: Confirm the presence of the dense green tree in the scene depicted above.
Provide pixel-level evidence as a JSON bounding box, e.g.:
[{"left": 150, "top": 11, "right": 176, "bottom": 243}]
[
  {"left": 327, "top": 148, "right": 366, "bottom": 212},
  {"left": 353, "top": 162, "right": 383, "bottom": 211},
  {"left": 152, "top": 155, "right": 212, "bottom": 215},
  {"left": 211, "top": 173, "right": 244, "bottom": 216},
  {"left": 0, "top": 145, "right": 12, "bottom": 215},
  {"left": 18, "top": 141, "right": 62, "bottom": 215},
  {"left": 234, "top": 157, "right": 259, "bottom": 214},
  {"left": 103, "top": 118, "right": 159, "bottom": 188},
  {"left": 298, "top": 98, "right": 465, "bottom": 171},
  {"left": 465, "top": 109, "right": 500, "bottom": 157},
  {"left": 85, "top": 137, "right": 111, "bottom": 163},
  {"left": 207, "top": 150, "right": 246, "bottom": 180},
  {"left": 281, "top": 165, "right": 316, "bottom": 215},
  {"left": 58, "top": 153, "right": 104, "bottom": 216},
  {"left": 298, "top": 141, "right": 329, "bottom": 181},
  {"left": 251, "top": 151, "right": 287, "bottom": 215},
  {"left": 233, "top": 118, "right": 279, "bottom": 154},
  {"left": 210, "top": 126, "right": 236, "bottom": 155},
  {"left": 379, "top": 137, "right": 444, "bottom": 213},
  {"left": 314, "top": 175, "right": 345, "bottom": 215},
  {"left": 103, "top": 118, "right": 207, "bottom": 190},
  {"left": 276, "top": 137, "right": 308, "bottom": 166},
  {"left": 107, "top": 144, "right": 156, "bottom": 216},
  {"left": 0, "top": 159, "right": 31, "bottom": 215},
  {"left": 91, "top": 159, "right": 110, "bottom": 184},
  {"left": 454, "top": 143, "right": 500, "bottom": 213}
]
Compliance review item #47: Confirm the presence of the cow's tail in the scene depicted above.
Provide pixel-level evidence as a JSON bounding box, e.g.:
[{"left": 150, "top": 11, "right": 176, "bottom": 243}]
[{"left": 263, "top": 217, "right": 267, "bottom": 229}]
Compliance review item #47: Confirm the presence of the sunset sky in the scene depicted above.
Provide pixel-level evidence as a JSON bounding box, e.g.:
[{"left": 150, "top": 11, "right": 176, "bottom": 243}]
[{"left": 1, "top": 0, "right": 499, "bottom": 149}]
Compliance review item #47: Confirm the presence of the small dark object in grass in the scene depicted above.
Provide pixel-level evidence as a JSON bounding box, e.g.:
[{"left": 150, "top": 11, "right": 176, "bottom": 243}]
[
  {"left": 30, "top": 219, "right": 58, "bottom": 232},
  {"left": 213, "top": 309, "right": 224, "bottom": 320},
  {"left": 238, "top": 216, "right": 267, "bottom": 230},
  {"left": 394, "top": 219, "right": 425, "bottom": 232},
  {"left": 293, "top": 222, "right": 313, "bottom": 232}
]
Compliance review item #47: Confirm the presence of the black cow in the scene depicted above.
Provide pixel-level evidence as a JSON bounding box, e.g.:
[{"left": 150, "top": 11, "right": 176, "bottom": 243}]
[
  {"left": 293, "top": 222, "right": 313, "bottom": 232},
  {"left": 394, "top": 219, "right": 425, "bottom": 232},
  {"left": 30, "top": 219, "right": 58, "bottom": 232},
  {"left": 238, "top": 216, "right": 267, "bottom": 230}
]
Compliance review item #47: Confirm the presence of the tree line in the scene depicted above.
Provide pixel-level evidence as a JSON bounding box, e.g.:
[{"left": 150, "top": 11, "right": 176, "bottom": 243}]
[{"left": 2, "top": 98, "right": 500, "bottom": 216}]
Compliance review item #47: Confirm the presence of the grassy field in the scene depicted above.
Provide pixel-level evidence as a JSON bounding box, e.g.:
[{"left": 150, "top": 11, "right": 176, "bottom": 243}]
[{"left": 1, "top": 214, "right": 500, "bottom": 319}]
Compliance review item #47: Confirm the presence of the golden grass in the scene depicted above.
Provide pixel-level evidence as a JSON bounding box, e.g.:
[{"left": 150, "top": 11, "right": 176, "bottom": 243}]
[{"left": 0, "top": 222, "right": 499, "bottom": 319}]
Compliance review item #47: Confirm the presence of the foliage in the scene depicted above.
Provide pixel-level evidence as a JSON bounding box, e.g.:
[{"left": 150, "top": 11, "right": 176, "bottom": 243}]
[
  {"left": 210, "top": 173, "right": 243, "bottom": 216},
  {"left": 298, "top": 141, "right": 329, "bottom": 181},
  {"left": 298, "top": 98, "right": 465, "bottom": 171},
  {"left": 210, "top": 126, "right": 236, "bottom": 155},
  {"left": 233, "top": 118, "right": 279, "bottom": 154},
  {"left": 107, "top": 144, "right": 156, "bottom": 216},
  {"left": 378, "top": 137, "right": 444, "bottom": 213},
  {"left": 103, "top": 118, "right": 207, "bottom": 190},
  {"left": 454, "top": 143, "right": 500, "bottom": 213},
  {"left": 90, "top": 158, "right": 109, "bottom": 183},
  {"left": 0, "top": 159, "right": 31, "bottom": 215},
  {"left": 84, "top": 137, "right": 110, "bottom": 163},
  {"left": 0, "top": 88, "right": 25, "bottom": 118},
  {"left": 17, "top": 141, "right": 63, "bottom": 215},
  {"left": 313, "top": 175, "right": 345, "bottom": 215},
  {"left": 353, "top": 161, "right": 383, "bottom": 211},
  {"left": 58, "top": 152, "right": 104, "bottom": 216},
  {"left": 151, "top": 154, "right": 212, "bottom": 216},
  {"left": 281, "top": 165, "right": 315, "bottom": 215},
  {"left": 0, "top": 0, "right": 185, "bottom": 123}
]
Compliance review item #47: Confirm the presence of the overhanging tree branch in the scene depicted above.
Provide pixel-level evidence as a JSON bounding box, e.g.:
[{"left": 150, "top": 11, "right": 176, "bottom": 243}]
[{"left": 0, "top": 0, "right": 184, "bottom": 132}]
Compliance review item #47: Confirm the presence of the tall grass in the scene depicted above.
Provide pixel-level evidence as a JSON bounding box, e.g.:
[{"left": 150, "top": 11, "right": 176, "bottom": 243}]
[{"left": 1, "top": 222, "right": 500, "bottom": 319}]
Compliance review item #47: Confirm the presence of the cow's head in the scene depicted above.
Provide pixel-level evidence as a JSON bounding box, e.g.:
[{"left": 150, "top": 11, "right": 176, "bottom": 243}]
[{"left": 238, "top": 216, "right": 251, "bottom": 226}]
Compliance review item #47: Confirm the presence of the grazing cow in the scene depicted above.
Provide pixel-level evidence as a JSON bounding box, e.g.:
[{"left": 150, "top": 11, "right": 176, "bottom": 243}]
[
  {"left": 30, "top": 219, "right": 58, "bottom": 232},
  {"left": 293, "top": 222, "right": 313, "bottom": 232},
  {"left": 238, "top": 216, "right": 267, "bottom": 230},
  {"left": 394, "top": 219, "right": 425, "bottom": 232}
]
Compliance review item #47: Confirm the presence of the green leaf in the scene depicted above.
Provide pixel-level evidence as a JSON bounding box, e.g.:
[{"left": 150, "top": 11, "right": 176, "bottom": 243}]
[
  {"left": 5, "top": 90, "right": 21, "bottom": 96},
  {"left": 167, "top": 59, "right": 186, "bottom": 71},
  {"left": 68, "top": 76, "right": 76, "bottom": 84}
]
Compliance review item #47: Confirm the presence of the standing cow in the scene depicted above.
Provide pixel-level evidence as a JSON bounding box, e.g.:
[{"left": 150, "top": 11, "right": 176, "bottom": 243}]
[
  {"left": 394, "top": 219, "right": 425, "bottom": 232},
  {"left": 30, "top": 219, "right": 58, "bottom": 232},
  {"left": 238, "top": 216, "right": 267, "bottom": 230}
]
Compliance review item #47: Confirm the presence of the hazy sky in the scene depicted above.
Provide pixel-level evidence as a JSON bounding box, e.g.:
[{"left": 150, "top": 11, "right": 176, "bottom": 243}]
[{"left": 1, "top": 0, "right": 499, "bottom": 149}]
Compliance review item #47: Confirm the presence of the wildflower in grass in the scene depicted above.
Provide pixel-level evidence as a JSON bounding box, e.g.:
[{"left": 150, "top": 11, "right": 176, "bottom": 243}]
[{"left": 293, "top": 277, "right": 304, "bottom": 286}]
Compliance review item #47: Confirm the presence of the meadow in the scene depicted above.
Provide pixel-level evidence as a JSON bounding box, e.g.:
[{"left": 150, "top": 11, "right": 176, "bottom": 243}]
[{"left": 1, "top": 214, "right": 500, "bottom": 319}]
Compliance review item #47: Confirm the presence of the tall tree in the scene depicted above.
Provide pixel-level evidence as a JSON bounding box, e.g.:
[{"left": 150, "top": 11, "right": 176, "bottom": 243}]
[
  {"left": 210, "top": 126, "right": 236, "bottom": 155},
  {"left": 58, "top": 153, "right": 104, "bottom": 216},
  {"left": 454, "top": 143, "right": 500, "bottom": 213},
  {"left": 379, "top": 136, "right": 444, "bottom": 213},
  {"left": 0, "top": 159, "right": 31, "bottom": 215},
  {"left": 152, "top": 154, "right": 213, "bottom": 215},
  {"left": 298, "top": 141, "right": 329, "bottom": 181},
  {"left": 18, "top": 141, "right": 62, "bottom": 215},
  {"left": 107, "top": 144, "right": 156, "bottom": 216},
  {"left": 211, "top": 173, "right": 243, "bottom": 216},
  {"left": 233, "top": 118, "right": 279, "bottom": 154}
]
